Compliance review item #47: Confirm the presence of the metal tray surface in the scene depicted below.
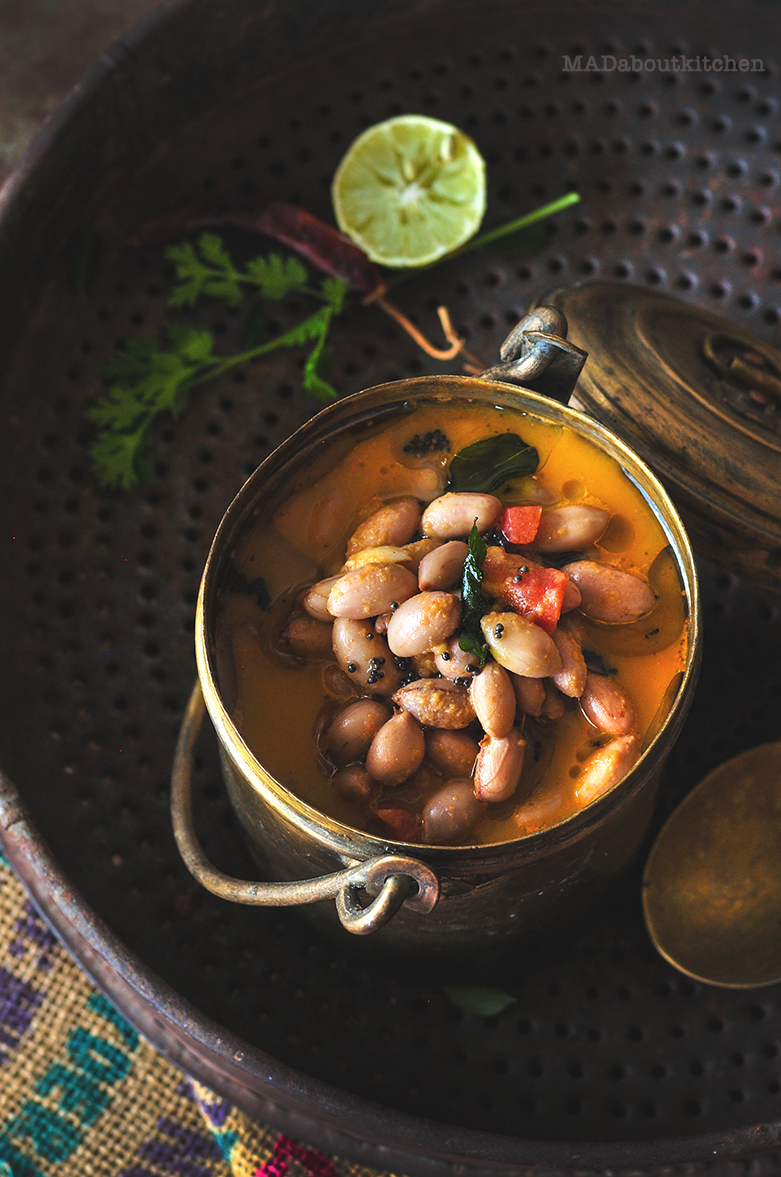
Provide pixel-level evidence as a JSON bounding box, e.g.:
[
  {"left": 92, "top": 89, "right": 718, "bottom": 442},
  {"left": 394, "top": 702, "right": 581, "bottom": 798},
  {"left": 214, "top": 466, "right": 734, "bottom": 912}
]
[{"left": 1, "top": 0, "right": 780, "bottom": 1172}]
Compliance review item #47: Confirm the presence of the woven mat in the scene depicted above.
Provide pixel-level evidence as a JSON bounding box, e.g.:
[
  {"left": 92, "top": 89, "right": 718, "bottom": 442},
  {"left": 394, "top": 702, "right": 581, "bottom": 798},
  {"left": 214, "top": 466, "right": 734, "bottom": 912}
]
[{"left": 0, "top": 850, "right": 397, "bottom": 1177}]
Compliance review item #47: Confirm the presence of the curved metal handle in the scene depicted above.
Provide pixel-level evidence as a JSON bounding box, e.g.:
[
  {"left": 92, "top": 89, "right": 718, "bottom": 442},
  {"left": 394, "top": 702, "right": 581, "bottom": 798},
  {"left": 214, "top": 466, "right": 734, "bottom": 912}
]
[
  {"left": 170, "top": 683, "right": 440, "bottom": 935},
  {"left": 480, "top": 305, "right": 588, "bottom": 403}
]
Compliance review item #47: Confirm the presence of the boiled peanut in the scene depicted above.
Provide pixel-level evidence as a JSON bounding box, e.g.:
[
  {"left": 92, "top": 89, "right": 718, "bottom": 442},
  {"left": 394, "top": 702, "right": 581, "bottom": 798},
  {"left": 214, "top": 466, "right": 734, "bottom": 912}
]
[
  {"left": 422, "top": 779, "right": 483, "bottom": 845},
  {"left": 320, "top": 663, "right": 357, "bottom": 699},
  {"left": 580, "top": 672, "right": 637, "bottom": 736},
  {"left": 561, "top": 579, "right": 582, "bottom": 612},
  {"left": 433, "top": 635, "right": 480, "bottom": 681},
  {"left": 281, "top": 614, "right": 333, "bottom": 660},
  {"left": 386, "top": 591, "right": 461, "bottom": 657},
  {"left": 510, "top": 673, "right": 545, "bottom": 718},
  {"left": 365, "top": 711, "right": 425, "bottom": 786},
  {"left": 535, "top": 505, "right": 609, "bottom": 552},
  {"left": 562, "top": 560, "right": 656, "bottom": 624},
  {"left": 425, "top": 729, "right": 480, "bottom": 775},
  {"left": 574, "top": 733, "right": 641, "bottom": 806},
  {"left": 412, "top": 649, "right": 439, "bottom": 678},
  {"left": 333, "top": 764, "right": 379, "bottom": 806},
  {"left": 374, "top": 612, "right": 391, "bottom": 635},
  {"left": 551, "top": 623, "right": 587, "bottom": 698},
  {"left": 512, "top": 785, "right": 565, "bottom": 833},
  {"left": 302, "top": 576, "right": 342, "bottom": 622},
  {"left": 481, "top": 611, "right": 562, "bottom": 678},
  {"left": 327, "top": 563, "right": 418, "bottom": 619},
  {"left": 325, "top": 699, "right": 392, "bottom": 764},
  {"left": 474, "top": 729, "right": 527, "bottom": 802},
  {"left": 541, "top": 680, "right": 565, "bottom": 721},
  {"left": 411, "top": 760, "right": 440, "bottom": 795},
  {"left": 344, "top": 545, "right": 411, "bottom": 571},
  {"left": 332, "top": 618, "right": 404, "bottom": 695},
  {"left": 346, "top": 497, "right": 421, "bottom": 556},
  {"left": 393, "top": 678, "right": 476, "bottom": 729},
  {"left": 401, "top": 537, "right": 440, "bottom": 572},
  {"left": 418, "top": 541, "right": 469, "bottom": 590},
  {"left": 421, "top": 492, "right": 502, "bottom": 540},
  {"left": 470, "top": 661, "right": 516, "bottom": 738}
]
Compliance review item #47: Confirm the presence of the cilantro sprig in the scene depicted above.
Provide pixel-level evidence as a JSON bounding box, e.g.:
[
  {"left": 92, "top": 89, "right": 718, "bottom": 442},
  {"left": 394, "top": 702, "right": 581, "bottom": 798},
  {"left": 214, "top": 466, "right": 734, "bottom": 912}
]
[
  {"left": 458, "top": 522, "right": 490, "bottom": 667},
  {"left": 164, "top": 233, "right": 336, "bottom": 307},
  {"left": 86, "top": 189, "right": 580, "bottom": 491},
  {"left": 88, "top": 237, "right": 347, "bottom": 489}
]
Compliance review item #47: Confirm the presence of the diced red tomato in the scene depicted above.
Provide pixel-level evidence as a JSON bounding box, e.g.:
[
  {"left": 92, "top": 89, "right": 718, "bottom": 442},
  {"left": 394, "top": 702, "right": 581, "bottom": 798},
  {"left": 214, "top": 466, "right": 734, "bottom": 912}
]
[
  {"left": 500, "top": 505, "right": 542, "bottom": 546},
  {"left": 482, "top": 546, "right": 568, "bottom": 636}
]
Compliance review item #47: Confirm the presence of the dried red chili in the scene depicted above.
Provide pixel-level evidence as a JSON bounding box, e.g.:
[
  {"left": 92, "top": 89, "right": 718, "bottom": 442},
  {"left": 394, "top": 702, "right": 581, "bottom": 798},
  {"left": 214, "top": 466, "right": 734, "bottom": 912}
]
[{"left": 127, "top": 200, "right": 385, "bottom": 300}]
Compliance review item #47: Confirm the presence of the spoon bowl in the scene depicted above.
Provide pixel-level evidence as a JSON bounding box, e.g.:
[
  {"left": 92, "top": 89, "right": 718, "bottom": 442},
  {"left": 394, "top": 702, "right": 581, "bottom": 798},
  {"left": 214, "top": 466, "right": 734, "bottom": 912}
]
[{"left": 643, "top": 742, "right": 781, "bottom": 988}]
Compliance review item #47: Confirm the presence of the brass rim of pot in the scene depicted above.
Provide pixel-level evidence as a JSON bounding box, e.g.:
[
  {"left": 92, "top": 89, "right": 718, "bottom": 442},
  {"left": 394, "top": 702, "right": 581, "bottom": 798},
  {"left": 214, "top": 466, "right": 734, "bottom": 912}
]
[{"left": 195, "top": 375, "right": 702, "bottom": 859}]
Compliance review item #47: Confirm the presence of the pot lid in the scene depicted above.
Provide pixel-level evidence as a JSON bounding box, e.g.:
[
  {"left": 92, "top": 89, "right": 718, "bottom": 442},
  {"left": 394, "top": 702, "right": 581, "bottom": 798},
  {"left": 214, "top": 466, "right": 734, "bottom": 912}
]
[{"left": 541, "top": 281, "right": 781, "bottom": 591}]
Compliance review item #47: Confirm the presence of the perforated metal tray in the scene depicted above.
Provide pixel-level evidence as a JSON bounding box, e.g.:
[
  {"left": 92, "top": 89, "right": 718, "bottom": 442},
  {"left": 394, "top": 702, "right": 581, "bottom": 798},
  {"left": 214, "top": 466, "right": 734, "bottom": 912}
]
[{"left": 1, "top": 0, "right": 780, "bottom": 1172}]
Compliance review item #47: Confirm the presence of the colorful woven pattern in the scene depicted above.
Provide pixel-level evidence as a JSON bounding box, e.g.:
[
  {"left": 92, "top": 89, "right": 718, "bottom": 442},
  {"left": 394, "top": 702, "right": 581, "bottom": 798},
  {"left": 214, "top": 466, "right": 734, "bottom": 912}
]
[{"left": 0, "top": 852, "right": 396, "bottom": 1177}]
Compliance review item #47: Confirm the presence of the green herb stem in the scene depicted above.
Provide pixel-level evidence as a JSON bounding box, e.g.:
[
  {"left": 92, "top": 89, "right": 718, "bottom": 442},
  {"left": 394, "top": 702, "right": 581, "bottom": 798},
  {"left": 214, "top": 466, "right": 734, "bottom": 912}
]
[
  {"left": 186, "top": 305, "right": 337, "bottom": 387},
  {"left": 457, "top": 191, "right": 581, "bottom": 255},
  {"left": 386, "top": 192, "right": 580, "bottom": 289}
]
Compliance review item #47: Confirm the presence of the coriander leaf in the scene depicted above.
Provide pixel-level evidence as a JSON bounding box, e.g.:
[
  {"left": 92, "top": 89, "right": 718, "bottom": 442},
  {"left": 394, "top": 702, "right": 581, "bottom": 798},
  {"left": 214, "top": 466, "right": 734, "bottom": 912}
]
[
  {"left": 88, "top": 327, "right": 219, "bottom": 488},
  {"left": 86, "top": 384, "right": 148, "bottom": 433},
  {"left": 197, "top": 232, "right": 236, "bottom": 270},
  {"left": 166, "top": 234, "right": 243, "bottom": 308},
  {"left": 88, "top": 235, "right": 347, "bottom": 490},
  {"left": 89, "top": 425, "right": 151, "bottom": 491},
  {"left": 165, "top": 323, "right": 217, "bottom": 366},
  {"left": 321, "top": 274, "right": 348, "bottom": 313},
  {"left": 304, "top": 345, "right": 337, "bottom": 400},
  {"left": 283, "top": 304, "right": 332, "bottom": 347},
  {"left": 98, "top": 335, "right": 202, "bottom": 418},
  {"left": 102, "top": 336, "right": 165, "bottom": 382},
  {"left": 447, "top": 432, "right": 539, "bottom": 494},
  {"left": 245, "top": 253, "right": 308, "bottom": 299},
  {"left": 301, "top": 305, "right": 338, "bottom": 400},
  {"left": 459, "top": 523, "right": 489, "bottom": 667}
]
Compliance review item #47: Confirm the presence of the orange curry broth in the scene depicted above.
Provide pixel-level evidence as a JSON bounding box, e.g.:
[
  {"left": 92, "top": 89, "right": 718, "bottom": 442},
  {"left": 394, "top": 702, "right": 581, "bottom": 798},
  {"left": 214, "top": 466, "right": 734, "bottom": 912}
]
[{"left": 215, "top": 403, "right": 688, "bottom": 844}]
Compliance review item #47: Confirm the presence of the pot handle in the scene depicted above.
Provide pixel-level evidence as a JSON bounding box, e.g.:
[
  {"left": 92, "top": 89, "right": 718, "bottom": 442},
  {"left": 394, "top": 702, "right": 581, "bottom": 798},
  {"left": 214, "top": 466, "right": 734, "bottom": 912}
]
[
  {"left": 479, "top": 306, "right": 587, "bottom": 402},
  {"left": 170, "top": 683, "right": 440, "bottom": 936}
]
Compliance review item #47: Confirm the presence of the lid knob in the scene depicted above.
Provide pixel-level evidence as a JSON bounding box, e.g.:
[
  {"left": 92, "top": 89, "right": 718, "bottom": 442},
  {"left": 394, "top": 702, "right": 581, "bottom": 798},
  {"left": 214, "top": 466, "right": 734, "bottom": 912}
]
[{"left": 480, "top": 306, "right": 588, "bottom": 402}]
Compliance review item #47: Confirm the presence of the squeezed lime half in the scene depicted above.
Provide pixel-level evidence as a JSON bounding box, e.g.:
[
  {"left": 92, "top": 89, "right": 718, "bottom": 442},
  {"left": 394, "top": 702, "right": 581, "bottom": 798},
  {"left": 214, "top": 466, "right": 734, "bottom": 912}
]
[{"left": 332, "top": 115, "right": 487, "bottom": 268}]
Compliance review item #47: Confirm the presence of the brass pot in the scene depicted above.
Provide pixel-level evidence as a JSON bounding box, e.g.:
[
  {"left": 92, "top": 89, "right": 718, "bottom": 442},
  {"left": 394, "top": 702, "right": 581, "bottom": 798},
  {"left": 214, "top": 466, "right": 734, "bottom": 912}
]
[{"left": 171, "top": 314, "right": 701, "bottom": 955}]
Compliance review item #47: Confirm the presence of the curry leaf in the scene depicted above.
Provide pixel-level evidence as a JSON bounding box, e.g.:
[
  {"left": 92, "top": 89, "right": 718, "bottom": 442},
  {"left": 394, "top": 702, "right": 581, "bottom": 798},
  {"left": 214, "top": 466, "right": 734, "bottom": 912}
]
[
  {"left": 447, "top": 432, "right": 539, "bottom": 493},
  {"left": 458, "top": 523, "right": 489, "bottom": 667}
]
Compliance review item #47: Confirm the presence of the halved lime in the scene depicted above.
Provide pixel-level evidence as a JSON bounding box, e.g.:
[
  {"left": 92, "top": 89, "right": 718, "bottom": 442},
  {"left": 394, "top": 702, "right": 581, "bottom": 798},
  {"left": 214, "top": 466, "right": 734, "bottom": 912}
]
[{"left": 332, "top": 115, "right": 487, "bottom": 269}]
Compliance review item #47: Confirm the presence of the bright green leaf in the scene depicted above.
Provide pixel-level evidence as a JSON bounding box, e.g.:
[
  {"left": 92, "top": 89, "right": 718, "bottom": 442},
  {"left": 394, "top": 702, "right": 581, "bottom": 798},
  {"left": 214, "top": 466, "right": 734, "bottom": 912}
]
[
  {"left": 245, "top": 253, "right": 308, "bottom": 299},
  {"left": 321, "top": 275, "right": 348, "bottom": 313},
  {"left": 447, "top": 433, "right": 539, "bottom": 493},
  {"left": 458, "top": 522, "right": 489, "bottom": 667}
]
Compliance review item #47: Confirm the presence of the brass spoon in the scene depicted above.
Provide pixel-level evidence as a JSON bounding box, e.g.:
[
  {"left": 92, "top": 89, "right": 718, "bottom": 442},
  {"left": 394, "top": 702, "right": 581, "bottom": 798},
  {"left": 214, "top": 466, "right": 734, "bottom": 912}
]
[{"left": 642, "top": 742, "right": 781, "bottom": 988}]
